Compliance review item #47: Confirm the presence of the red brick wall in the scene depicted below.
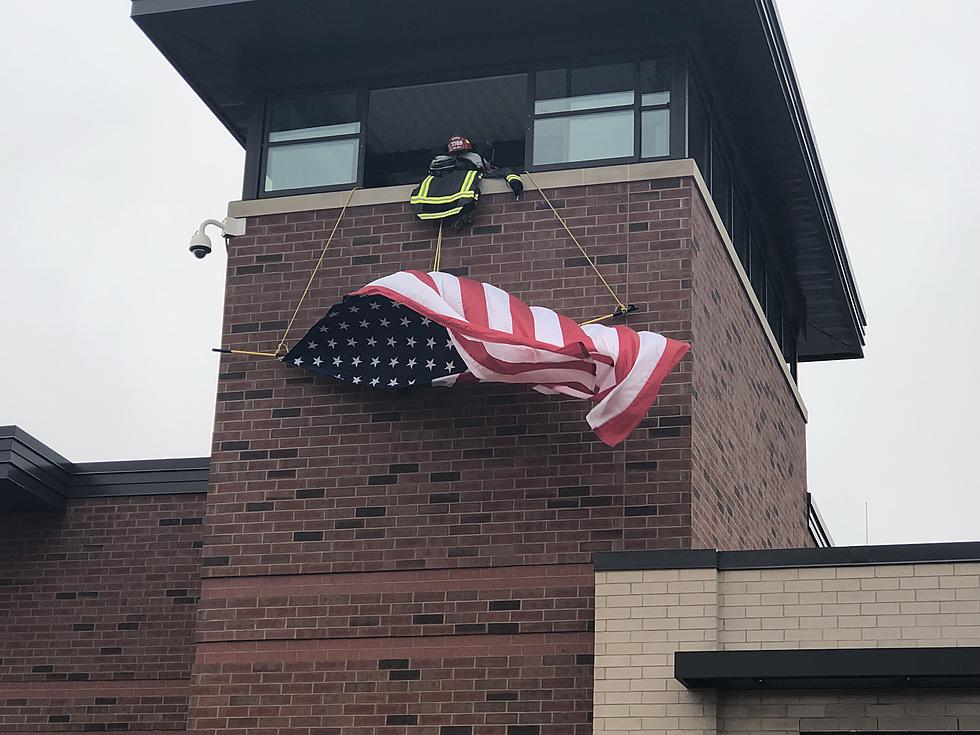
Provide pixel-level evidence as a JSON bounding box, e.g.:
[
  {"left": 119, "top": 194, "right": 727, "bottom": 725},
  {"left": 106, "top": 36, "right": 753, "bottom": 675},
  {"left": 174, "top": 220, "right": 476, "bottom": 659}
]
[
  {"left": 0, "top": 495, "right": 204, "bottom": 732},
  {"left": 688, "top": 187, "right": 811, "bottom": 549}
]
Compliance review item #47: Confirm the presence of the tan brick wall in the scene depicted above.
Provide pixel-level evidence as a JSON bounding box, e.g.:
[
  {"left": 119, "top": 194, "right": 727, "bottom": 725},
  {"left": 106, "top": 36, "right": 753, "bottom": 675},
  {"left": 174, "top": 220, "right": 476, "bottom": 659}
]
[
  {"left": 593, "top": 561, "right": 980, "bottom": 735},
  {"left": 594, "top": 569, "right": 718, "bottom": 735},
  {"left": 719, "top": 563, "right": 980, "bottom": 650},
  {"left": 718, "top": 691, "right": 980, "bottom": 733}
]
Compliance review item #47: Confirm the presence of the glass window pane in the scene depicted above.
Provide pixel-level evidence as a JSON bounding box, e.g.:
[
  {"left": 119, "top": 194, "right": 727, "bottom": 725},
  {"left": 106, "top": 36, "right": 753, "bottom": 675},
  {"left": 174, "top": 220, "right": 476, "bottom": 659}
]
[
  {"left": 641, "top": 59, "right": 671, "bottom": 106},
  {"left": 265, "top": 139, "right": 359, "bottom": 191},
  {"left": 641, "top": 109, "right": 670, "bottom": 158},
  {"left": 783, "top": 323, "right": 798, "bottom": 373},
  {"left": 533, "top": 110, "right": 634, "bottom": 165},
  {"left": 269, "top": 92, "right": 358, "bottom": 142},
  {"left": 688, "top": 87, "right": 710, "bottom": 184},
  {"left": 535, "top": 63, "right": 634, "bottom": 114},
  {"left": 365, "top": 74, "right": 527, "bottom": 187},
  {"left": 766, "top": 281, "right": 783, "bottom": 344},
  {"left": 732, "top": 194, "right": 749, "bottom": 272},
  {"left": 750, "top": 234, "right": 767, "bottom": 308},
  {"left": 269, "top": 122, "right": 360, "bottom": 143},
  {"left": 712, "top": 139, "right": 732, "bottom": 229}
]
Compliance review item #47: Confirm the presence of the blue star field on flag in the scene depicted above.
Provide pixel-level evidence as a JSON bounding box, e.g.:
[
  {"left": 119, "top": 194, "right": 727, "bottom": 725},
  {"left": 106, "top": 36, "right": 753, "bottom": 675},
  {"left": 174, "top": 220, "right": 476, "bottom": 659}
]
[{"left": 284, "top": 295, "right": 464, "bottom": 389}]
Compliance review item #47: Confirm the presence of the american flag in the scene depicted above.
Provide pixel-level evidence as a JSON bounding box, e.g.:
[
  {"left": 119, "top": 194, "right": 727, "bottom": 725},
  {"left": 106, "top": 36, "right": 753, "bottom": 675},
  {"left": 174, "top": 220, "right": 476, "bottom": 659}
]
[{"left": 285, "top": 270, "right": 689, "bottom": 446}]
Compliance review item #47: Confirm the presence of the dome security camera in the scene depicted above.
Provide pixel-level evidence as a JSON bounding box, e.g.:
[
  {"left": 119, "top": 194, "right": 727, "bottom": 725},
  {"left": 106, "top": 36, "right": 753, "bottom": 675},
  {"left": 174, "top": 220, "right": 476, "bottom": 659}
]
[
  {"left": 189, "top": 217, "right": 246, "bottom": 259},
  {"left": 189, "top": 229, "right": 213, "bottom": 258}
]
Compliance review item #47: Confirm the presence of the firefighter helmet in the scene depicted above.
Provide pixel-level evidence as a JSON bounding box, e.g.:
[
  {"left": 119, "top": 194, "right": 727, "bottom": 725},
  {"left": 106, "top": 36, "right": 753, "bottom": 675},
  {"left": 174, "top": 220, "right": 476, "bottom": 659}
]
[{"left": 447, "top": 135, "right": 473, "bottom": 154}]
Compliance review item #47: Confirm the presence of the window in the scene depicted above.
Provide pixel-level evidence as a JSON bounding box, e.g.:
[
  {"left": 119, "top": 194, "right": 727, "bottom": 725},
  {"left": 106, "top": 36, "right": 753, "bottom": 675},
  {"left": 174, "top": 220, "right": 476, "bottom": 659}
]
[
  {"left": 732, "top": 193, "right": 749, "bottom": 274},
  {"left": 364, "top": 75, "right": 526, "bottom": 188},
  {"left": 750, "top": 231, "right": 767, "bottom": 311},
  {"left": 640, "top": 60, "right": 671, "bottom": 159},
  {"left": 783, "top": 322, "right": 799, "bottom": 379},
  {"left": 766, "top": 279, "right": 783, "bottom": 348},
  {"left": 531, "top": 60, "right": 671, "bottom": 167},
  {"left": 687, "top": 84, "right": 710, "bottom": 186},
  {"left": 711, "top": 139, "right": 732, "bottom": 230},
  {"left": 263, "top": 92, "right": 362, "bottom": 194},
  {"left": 533, "top": 63, "right": 635, "bottom": 166}
]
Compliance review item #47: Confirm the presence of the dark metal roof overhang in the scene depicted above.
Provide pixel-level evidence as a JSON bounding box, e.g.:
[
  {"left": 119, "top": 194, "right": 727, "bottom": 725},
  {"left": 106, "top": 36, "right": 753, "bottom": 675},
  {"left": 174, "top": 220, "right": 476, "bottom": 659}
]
[
  {"left": 0, "top": 426, "right": 209, "bottom": 513},
  {"left": 676, "top": 647, "right": 980, "bottom": 691},
  {"left": 131, "top": 0, "right": 866, "bottom": 360}
]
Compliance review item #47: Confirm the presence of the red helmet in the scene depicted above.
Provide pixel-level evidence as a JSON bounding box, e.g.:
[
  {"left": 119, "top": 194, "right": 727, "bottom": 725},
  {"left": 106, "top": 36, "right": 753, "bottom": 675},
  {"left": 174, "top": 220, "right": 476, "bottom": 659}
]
[{"left": 447, "top": 135, "right": 473, "bottom": 154}]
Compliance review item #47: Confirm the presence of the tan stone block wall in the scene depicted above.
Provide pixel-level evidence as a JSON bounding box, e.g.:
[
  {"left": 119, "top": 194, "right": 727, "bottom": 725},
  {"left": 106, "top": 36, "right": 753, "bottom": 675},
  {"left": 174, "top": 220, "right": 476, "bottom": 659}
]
[
  {"left": 594, "top": 569, "right": 719, "bottom": 735},
  {"left": 594, "top": 561, "right": 980, "bottom": 735},
  {"left": 719, "top": 563, "right": 980, "bottom": 650},
  {"left": 718, "top": 691, "right": 980, "bottom": 733}
]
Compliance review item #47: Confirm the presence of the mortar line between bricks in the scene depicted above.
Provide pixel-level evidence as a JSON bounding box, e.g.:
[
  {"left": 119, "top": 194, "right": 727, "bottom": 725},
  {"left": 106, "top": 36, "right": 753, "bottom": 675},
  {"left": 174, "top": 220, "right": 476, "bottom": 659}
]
[
  {"left": 199, "top": 560, "right": 596, "bottom": 585},
  {"left": 0, "top": 678, "right": 191, "bottom": 696},
  {"left": 194, "top": 631, "right": 590, "bottom": 663},
  {"left": 195, "top": 624, "right": 593, "bottom": 645}
]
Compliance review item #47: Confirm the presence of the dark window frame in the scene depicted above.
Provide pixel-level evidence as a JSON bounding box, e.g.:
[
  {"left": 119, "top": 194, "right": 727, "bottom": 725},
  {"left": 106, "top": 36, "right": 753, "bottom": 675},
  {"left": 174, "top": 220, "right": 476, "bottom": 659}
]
[
  {"left": 256, "top": 89, "right": 368, "bottom": 199},
  {"left": 687, "top": 57, "right": 802, "bottom": 378},
  {"left": 245, "top": 48, "right": 684, "bottom": 198},
  {"left": 525, "top": 56, "right": 679, "bottom": 172}
]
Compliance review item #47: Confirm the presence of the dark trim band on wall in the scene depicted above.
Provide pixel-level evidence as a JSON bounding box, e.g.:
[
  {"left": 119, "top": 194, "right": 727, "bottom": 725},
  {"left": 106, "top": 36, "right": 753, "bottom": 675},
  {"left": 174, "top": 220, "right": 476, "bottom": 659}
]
[
  {"left": 594, "top": 541, "right": 980, "bottom": 572},
  {"left": 675, "top": 646, "right": 980, "bottom": 691}
]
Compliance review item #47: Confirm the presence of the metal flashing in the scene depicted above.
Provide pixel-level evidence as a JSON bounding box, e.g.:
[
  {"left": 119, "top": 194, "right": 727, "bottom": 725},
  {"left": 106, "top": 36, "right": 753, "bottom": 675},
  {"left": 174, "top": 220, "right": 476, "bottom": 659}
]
[
  {"left": 675, "top": 647, "right": 980, "bottom": 690},
  {"left": 0, "top": 426, "right": 208, "bottom": 513},
  {"left": 594, "top": 541, "right": 980, "bottom": 573}
]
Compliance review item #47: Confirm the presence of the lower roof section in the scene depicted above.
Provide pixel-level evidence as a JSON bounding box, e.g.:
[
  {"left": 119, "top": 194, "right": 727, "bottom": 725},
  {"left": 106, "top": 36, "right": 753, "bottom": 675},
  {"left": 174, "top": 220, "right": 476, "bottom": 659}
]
[
  {"left": 0, "top": 426, "right": 208, "bottom": 513},
  {"left": 675, "top": 647, "right": 980, "bottom": 691},
  {"left": 594, "top": 540, "right": 980, "bottom": 572}
]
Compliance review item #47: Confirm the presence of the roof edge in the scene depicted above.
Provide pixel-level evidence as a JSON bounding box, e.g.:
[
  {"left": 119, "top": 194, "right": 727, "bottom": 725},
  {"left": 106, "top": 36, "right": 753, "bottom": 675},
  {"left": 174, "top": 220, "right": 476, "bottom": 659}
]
[
  {"left": 755, "top": 0, "right": 867, "bottom": 339},
  {"left": 0, "top": 425, "right": 209, "bottom": 512},
  {"left": 595, "top": 541, "right": 980, "bottom": 572}
]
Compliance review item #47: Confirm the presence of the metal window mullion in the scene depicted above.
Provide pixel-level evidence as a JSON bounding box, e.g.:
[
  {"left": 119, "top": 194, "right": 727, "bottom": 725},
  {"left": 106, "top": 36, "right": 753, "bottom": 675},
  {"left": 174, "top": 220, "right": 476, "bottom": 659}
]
[
  {"left": 266, "top": 132, "right": 363, "bottom": 148},
  {"left": 356, "top": 87, "right": 368, "bottom": 188},
  {"left": 633, "top": 58, "right": 642, "bottom": 163},
  {"left": 525, "top": 71, "right": 536, "bottom": 170},
  {"left": 533, "top": 103, "right": 637, "bottom": 120}
]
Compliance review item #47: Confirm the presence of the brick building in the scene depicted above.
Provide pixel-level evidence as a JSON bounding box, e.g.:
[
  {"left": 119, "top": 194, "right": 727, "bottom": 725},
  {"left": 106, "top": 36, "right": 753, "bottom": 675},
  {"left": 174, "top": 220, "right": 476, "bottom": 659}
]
[{"left": 7, "top": 1, "right": 958, "bottom": 733}]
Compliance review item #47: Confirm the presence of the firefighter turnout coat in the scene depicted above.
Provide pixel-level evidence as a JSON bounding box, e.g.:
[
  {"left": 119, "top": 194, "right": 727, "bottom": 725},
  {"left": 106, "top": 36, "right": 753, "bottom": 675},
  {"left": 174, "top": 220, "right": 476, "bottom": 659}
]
[{"left": 410, "top": 151, "right": 523, "bottom": 223}]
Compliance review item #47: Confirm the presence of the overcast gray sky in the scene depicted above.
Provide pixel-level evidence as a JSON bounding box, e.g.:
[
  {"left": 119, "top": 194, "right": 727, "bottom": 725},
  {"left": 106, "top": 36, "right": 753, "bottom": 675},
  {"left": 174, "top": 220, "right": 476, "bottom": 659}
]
[{"left": 1, "top": 1, "right": 977, "bottom": 547}]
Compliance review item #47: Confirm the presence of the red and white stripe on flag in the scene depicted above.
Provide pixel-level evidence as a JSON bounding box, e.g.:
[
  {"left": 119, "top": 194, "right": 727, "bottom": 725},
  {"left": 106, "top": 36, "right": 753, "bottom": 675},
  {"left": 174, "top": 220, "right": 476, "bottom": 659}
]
[{"left": 353, "top": 270, "right": 690, "bottom": 446}]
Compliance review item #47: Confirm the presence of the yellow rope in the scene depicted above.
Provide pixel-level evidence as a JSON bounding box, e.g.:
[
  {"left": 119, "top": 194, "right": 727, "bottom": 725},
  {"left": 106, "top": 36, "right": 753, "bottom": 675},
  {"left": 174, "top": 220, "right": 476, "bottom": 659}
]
[
  {"left": 523, "top": 171, "right": 628, "bottom": 312},
  {"left": 431, "top": 221, "right": 444, "bottom": 272},
  {"left": 579, "top": 313, "right": 615, "bottom": 326},
  {"left": 273, "top": 187, "right": 358, "bottom": 357}
]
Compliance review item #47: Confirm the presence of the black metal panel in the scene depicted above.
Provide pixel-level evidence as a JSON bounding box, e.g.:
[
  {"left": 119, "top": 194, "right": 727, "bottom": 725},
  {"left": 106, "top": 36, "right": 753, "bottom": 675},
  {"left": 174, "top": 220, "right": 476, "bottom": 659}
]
[
  {"left": 594, "top": 541, "right": 980, "bottom": 573},
  {"left": 675, "top": 647, "right": 980, "bottom": 690},
  {"left": 0, "top": 426, "right": 71, "bottom": 512},
  {"left": 807, "top": 492, "right": 834, "bottom": 548},
  {"left": 71, "top": 458, "right": 209, "bottom": 498},
  {"left": 594, "top": 549, "right": 718, "bottom": 572},
  {"left": 130, "top": 0, "right": 249, "bottom": 13},
  {"left": 0, "top": 426, "right": 209, "bottom": 513}
]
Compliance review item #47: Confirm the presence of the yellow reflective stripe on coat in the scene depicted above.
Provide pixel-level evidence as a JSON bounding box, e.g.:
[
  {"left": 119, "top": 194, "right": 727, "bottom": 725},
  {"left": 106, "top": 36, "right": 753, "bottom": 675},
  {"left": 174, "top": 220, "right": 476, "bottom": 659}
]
[
  {"left": 410, "top": 170, "right": 478, "bottom": 204},
  {"left": 410, "top": 190, "right": 479, "bottom": 205},
  {"left": 506, "top": 174, "right": 521, "bottom": 183},
  {"left": 417, "top": 206, "right": 465, "bottom": 220},
  {"left": 409, "top": 170, "right": 479, "bottom": 205}
]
